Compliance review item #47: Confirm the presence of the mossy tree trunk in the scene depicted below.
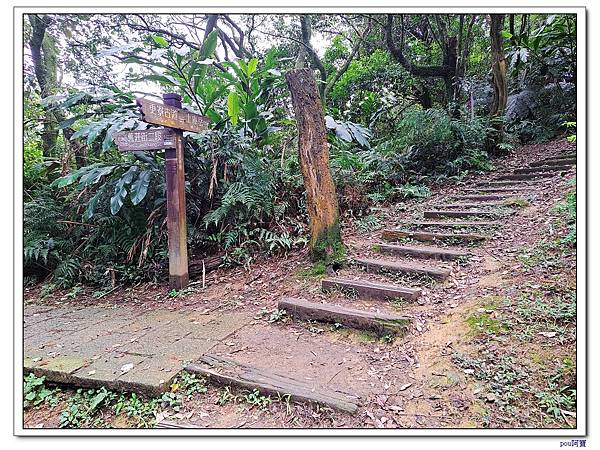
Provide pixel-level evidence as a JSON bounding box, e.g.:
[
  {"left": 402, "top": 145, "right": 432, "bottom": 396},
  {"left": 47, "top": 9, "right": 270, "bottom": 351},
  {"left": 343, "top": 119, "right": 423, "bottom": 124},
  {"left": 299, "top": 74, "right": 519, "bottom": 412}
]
[
  {"left": 487, "top": 14, "right": 508, "bottom": 155},
  {"left": 28, "top": 14, "right": 87, "bottom": 166},
  {"left": 285, "top": 68, "right": 345, "bottom": 264}
]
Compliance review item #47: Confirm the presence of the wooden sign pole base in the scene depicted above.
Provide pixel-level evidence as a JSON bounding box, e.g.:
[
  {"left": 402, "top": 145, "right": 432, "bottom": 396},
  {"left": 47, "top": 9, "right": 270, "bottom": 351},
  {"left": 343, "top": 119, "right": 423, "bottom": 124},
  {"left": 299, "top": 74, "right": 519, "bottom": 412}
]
[{"left": 163, "top": 93, "right": 189, "bottom": 290}]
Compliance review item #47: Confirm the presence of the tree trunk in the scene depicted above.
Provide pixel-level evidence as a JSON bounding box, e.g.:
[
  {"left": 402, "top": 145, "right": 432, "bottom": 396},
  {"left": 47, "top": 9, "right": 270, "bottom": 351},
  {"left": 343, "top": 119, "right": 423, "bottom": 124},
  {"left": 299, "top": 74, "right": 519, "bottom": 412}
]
[
  {"left": 28, "top": 14, "right": 87, "bottom": 167},
  {"left": 490, "top": 14, "right": 508, "bottom": 117},
  {"left": 488, "top": 14, "right": 508, "bottom": 155},
  {"left": 29, "top": 14, "right": 58, "bottom": 157},
  {"left": 285, "top": 68, "right": 345, "bottom": 264}
]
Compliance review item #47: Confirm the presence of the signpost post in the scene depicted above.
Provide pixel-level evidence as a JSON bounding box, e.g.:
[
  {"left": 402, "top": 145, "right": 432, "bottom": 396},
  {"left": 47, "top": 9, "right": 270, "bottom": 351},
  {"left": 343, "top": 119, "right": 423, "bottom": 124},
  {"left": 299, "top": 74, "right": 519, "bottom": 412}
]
[
  {"left": 114, "top": 93, "right": 208, "bottom": 290},
  {"left": 161, "top": 93, "right": 189, "bottom": 290}
]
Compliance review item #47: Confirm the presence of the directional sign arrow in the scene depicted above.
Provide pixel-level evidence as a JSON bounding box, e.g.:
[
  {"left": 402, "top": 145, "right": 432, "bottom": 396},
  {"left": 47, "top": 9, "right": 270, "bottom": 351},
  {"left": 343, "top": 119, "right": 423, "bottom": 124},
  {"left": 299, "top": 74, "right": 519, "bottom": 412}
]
[
  {"left": 114, "top": 128, "right": 176, "bottom": 152},
  {"left": 136, "top": 97, "right": 209, "bottom": 133}
]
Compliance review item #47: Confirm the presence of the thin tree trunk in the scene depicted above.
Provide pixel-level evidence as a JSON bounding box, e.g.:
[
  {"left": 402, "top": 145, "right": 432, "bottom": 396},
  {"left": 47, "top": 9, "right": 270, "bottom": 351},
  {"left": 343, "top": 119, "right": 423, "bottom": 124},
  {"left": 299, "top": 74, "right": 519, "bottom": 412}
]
[
  {"left": 28, "top": 14, "right": 87, "bottom": 167},
  {"left": 488, "top": 14, "right": 508, "bottom": 155},
  {"left": 285, "top": 68, "right": 345, "bottom": 264},
  {"left": 29, "top": 14, "right": 58, "bottom": 157}
]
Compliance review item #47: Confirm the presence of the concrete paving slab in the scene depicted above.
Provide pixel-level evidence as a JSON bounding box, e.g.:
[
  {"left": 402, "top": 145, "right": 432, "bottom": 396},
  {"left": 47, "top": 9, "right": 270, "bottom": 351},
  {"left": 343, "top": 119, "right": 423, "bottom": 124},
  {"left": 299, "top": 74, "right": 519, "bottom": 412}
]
[{"left": 24, "top": 304, "right": 252, "bottom": 396}]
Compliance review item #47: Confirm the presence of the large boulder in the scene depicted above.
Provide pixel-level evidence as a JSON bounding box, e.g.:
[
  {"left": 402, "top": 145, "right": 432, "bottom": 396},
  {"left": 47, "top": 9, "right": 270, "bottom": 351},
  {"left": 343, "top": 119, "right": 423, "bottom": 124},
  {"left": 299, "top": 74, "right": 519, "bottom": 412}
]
[{"left": 505, "top": 88, "right": 537, "bottom": 123}]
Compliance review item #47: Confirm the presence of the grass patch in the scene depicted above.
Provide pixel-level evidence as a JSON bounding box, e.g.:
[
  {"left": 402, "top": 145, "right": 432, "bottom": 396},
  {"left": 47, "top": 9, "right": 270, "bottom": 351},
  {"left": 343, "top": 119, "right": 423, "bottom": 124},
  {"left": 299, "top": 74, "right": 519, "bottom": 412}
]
[
  {"left": 298, "top": 262, "right": 327, "bottom": 278},
  {"left": 502, "top": 197, "right": 530, "bottom": 208}
]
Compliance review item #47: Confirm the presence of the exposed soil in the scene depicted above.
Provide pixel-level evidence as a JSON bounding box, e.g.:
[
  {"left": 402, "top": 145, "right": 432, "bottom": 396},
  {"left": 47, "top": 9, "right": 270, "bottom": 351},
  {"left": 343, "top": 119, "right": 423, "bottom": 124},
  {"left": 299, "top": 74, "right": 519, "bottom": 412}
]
[{"left": 23, "top": 138, "right": 577, "bottom": 430}]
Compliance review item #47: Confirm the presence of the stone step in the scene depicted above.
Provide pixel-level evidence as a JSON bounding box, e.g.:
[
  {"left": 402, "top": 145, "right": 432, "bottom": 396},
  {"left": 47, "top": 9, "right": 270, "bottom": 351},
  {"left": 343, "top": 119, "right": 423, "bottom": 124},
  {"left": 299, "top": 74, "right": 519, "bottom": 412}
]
[
  {"left": 321, "top": 277, "right": 421, "bottom": 301},
  {"left": 279, "top": 297, "right": 411, "bottom": 336},
  {"left": 354, "top": 257, "right": 451, "bottom": 280},
  {"left": 423, "top": 209, "right": 497, "bottom": 219},
  {"left": 514, "top": 165, "right": 573, "bottom": 174},
  {"left": 463, "top": 187, "right": 533, "bottom": 194},
  {"left": 530, "top": 158, "right": 576, "bottom": 167},
  {"left": 497, "top": 172, "right": 559, "bottom": 181},
  {"left": 375, "top": 243, "right": 469, "bottom": 261},
  {"left": 382, "top": 229, "right": 488, "bottom": 243},
  {"left": 451, "top": 194, "right": 512, "bottom": 201},
  {"left": 186, "top": 354, "right": 360, "bottom": 414},
  {"left": 405, "top": 220, "right": 500, "bottom": 228}
]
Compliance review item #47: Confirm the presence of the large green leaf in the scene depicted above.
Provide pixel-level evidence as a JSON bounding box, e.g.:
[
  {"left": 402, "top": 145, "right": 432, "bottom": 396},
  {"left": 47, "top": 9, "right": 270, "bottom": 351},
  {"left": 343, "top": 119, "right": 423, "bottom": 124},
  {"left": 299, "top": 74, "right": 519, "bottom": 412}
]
[
  {"left": 109, "top": 166, "right": 137, "bottom": 215},
  {"left": 200, "top": 30, "right": 218, "bottom": 60},
  {"left": 79, "top": 165, "right": 117, "bottom": 188},
  {"left": 227, "top": 91, "right": 240, "bottom": 126},
  {"left": 83, "top": 185, "right": 106, "bottom": 220},
  {"left": 152, "top": 35, "right": 169, "bottom": 48},
  {"left": 247, "top": 58, "right": 259, "bottom": 77},
  {"left": 130, "top": 170, "right": 152, "bottom": 206}
]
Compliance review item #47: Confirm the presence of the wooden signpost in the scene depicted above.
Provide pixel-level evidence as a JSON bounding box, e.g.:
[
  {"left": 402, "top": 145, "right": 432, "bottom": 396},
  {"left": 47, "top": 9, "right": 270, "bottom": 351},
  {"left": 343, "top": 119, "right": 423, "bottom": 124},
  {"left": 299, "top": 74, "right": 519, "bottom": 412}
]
[
  {"left": 114, "top": 128, "right": 175, "bottom": 152},
  {"left": 115, "top": 93, "right": 208, "bottom": 290}
]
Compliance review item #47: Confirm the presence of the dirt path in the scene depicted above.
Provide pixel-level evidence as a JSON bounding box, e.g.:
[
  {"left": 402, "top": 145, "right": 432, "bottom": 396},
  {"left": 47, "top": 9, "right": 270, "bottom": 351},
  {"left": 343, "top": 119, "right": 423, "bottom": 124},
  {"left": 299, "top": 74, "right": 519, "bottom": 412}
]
[{"left": 23, "top": 138, "right": 577, "bottom": 429}]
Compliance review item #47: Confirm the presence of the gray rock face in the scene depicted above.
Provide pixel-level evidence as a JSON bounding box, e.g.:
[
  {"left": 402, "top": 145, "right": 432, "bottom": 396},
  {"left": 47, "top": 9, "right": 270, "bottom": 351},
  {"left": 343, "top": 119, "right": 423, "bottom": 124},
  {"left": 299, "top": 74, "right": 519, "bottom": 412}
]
[{"left": 505, "top": 89, "right": 537, "bottom": 123}]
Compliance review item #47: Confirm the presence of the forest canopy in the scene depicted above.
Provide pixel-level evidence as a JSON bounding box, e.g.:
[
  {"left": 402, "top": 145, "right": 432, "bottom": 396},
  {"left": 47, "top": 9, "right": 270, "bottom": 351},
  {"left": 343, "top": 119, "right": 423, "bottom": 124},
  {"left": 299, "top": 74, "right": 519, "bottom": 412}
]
[{"left": 23, "top": 13, "right": 576, "bottom": 289}]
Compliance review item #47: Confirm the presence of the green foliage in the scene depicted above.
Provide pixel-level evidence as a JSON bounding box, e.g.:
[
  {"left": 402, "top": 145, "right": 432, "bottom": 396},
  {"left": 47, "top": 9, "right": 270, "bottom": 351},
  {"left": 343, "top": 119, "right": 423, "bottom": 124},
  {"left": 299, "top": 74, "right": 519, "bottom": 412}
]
[
  {"left": 23, "top": 13, "right": 576, "bottom": 290},
  {"left": 23, "top": 374, "right": 58, "bottom": 408},
  {"left": 59, "top": 387, "right": 117, "bottom": 428},
  {"left": 243, "top": 389, "right": 272, "bottom": 409},
  {"left": 355, "top": 214, "right": 382, "bottom": 233}
]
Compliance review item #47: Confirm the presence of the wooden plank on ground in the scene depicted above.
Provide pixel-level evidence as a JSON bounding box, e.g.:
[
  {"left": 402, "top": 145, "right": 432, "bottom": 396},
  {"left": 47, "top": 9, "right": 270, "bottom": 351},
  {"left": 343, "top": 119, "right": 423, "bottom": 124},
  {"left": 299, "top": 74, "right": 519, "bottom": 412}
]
[
  {"left": 423, "top": 209, "right": 497, "bottom": 219},
  {"left": 279, "top": 297, "right": 411, "bottom": 336},
  {"left": 530, "top": 158, "right": 575, "bottom": 167},
  {"left": 354, "top": 257, "right": 450, "bottom": 280},
  {"left": 406, "top": 220, "right": 500, "bottom": 228},
  {"left": 463, "top": 187, "right": 533, "bottom": 194},
  {"left": 431, "top": 202, "right": 503, "bottom": 209},
  {"left": 382, "top": 229, "right": 488, "bottom": 243},
  {"left": 476, "top": 180, "right": 533, "bottom": 187},
  {"left": 322, "top": 277, "right": 421, "bottom": 301},
  {"left": 375, "top": 243, "right": 469, "bottom": 261},
  {"left": 186, "top": 354, "right": 360, "bottom": 414},
  {"left": 514, "top": 165, "right": 573, "bottom": 174},
  {"left": 450, "top": 194, "right": 512, "bottom": 201},
  {"left": 497, "top": 172, "right": 558, "bottom": 181},
  {"left": 155, "top": 420, "right": 197, "bottom": 429}
]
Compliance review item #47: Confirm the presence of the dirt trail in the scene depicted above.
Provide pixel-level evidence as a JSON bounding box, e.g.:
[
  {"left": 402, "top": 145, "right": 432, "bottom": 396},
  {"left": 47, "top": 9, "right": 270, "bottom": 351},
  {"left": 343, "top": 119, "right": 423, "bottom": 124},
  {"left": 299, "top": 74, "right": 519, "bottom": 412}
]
[{"left": 24, "top": 138, "right": 577, "bottom": 429}]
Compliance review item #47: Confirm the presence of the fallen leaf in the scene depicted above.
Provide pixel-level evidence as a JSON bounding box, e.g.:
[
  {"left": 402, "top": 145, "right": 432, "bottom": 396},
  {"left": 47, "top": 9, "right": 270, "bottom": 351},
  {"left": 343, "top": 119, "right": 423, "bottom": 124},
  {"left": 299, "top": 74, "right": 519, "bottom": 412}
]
[
  {"left": 120, "top": 363, "right": 134, "bottom": 373},
  {"left": 399, "top": 383, "right": 412, "bottom": 391},
  {"left": 538, "top": 331, "right": 557, "bottom": 338}
]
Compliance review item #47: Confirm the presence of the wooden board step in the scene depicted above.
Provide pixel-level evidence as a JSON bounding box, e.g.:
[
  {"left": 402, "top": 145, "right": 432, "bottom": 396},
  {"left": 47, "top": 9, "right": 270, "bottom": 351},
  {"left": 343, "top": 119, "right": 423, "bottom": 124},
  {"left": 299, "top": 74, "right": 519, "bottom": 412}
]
[
  {"left": 430, "top": 202, "right": 502, "bottom": 209},
  {"left": 423, "top": 209, "right": 497, "bottom": 219},
  {"left": 186, "top": 354, "right": 360, "bottom": 414},
  {"left": 497, "top": 172, "right": 558, "bottom": 181},
  {"left": 375, "top": 243, "right": 469, "bottom": 261},
  {"left": 476, "top": 180, "right": 533, "bottom": 187},
  {"left": 450, "top": 194, "right": 513, "bottom": 201},
  {"left": 514, "top": 165, "right": 573, "bottom": 174},
  {"left": 382, "top": 229, "right": 488, "bottom": 243},
  {"left": 322, "top": 277, "right": 421, "bottom": 301},
  {"left": 405, "top": 220, "right": 500, "bottom": 228},
  {"left": 354, "top": 257, "right": 451, "bottom": 280},
  {"left": 463, "top": 187, "right": 533, "bottom": 194},
  {"left": 279, "top": 297, "right": 411, "bottom": 337},
  {"left": 530, "top": 158, "right": 576, "bottom": 167}
]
